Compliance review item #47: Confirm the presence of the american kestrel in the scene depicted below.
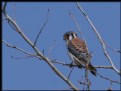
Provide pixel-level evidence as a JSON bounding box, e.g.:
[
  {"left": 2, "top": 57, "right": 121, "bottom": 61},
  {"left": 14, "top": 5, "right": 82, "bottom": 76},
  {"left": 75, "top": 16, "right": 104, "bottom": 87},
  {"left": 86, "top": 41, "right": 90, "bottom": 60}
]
[{"left": 63, "top": 31, "right": 97, "bottom": 76}]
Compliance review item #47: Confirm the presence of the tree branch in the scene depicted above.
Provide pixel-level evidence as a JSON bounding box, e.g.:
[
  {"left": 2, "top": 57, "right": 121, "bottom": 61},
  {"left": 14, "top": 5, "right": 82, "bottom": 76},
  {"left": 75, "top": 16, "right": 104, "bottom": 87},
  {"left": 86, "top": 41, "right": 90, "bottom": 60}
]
[
  {"left": 2, "top": 5, "right": 79, "bottom": 91},
  {"left": 47, "top": 40, "right": 55, "bottom": 58},
  {"left": 34, "top": 9, "right": 50, "bottom": 46},
  {"left": 76, "top": 2, "right": 120, "bottom": 75},
  {"left": 2, "top": 40, "right": 39, "bottom": 58},
  {"left": 2, "top": 2, "right": 7, "bottom": 12},
  {"left": 103, "top": 40, "right": 121, "bottom": 53},
  {"left": 97, "top": 72, "right": 121, "bottom": 84},
  {"left": 67, "top": 67, "right": 74, "bottom": 80},
  {"left": 51, "top": 60, "right": 114, "bottom": 69}
]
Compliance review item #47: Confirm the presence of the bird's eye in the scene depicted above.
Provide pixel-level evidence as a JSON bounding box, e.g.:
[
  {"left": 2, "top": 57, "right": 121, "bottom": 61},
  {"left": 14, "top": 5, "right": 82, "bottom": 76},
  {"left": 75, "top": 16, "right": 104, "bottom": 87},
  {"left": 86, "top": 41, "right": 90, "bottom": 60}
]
[
  {"left": 66, "top": 34, "right": 70, "bottom": 39},
  {"left": 66, "top": 34, "right": 69, "bottom": 37}
]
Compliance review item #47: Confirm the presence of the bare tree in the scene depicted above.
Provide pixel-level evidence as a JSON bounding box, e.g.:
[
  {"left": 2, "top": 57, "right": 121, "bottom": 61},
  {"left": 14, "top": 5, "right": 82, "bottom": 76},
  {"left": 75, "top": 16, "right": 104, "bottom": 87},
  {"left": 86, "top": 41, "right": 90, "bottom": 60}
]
[{"left": 2, "top": 2, "right": 120, "bottom": 90}]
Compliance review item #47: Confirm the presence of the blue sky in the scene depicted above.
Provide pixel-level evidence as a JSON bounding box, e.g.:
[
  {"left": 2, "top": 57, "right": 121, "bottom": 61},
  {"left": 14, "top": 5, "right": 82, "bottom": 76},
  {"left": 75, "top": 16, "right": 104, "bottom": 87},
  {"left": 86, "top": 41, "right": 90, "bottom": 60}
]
[{"left": 2, "top": 2, "right": 120, "bottom": 90}]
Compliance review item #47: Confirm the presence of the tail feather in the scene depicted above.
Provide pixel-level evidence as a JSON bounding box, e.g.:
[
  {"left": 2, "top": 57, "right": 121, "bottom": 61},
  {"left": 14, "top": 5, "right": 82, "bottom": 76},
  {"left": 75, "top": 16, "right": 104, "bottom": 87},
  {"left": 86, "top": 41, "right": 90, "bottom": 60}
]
[{"left": 88, "top": 64, "right": 97, "bottom": 76}]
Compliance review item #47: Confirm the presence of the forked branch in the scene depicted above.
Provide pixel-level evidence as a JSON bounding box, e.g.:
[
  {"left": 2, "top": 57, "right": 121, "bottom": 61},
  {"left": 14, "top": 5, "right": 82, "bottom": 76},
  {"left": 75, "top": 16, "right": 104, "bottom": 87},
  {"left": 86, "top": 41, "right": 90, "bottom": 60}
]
[
  {"left": 76, "top": 2, "right": 120, "bottom": 75},
  {"left": 2, "top": 3, "right": 79, "bottom": 91}
]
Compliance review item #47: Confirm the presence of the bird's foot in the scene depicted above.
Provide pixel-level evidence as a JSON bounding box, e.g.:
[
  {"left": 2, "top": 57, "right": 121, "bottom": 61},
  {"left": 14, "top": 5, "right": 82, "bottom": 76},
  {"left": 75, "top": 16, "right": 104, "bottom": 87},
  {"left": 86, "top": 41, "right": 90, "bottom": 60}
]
[
  {"left": 69, "top": 62, "right": 73, "bottom": 68},
  {"left": 78, "top": 65, "right": 83, "bottom": 69}
]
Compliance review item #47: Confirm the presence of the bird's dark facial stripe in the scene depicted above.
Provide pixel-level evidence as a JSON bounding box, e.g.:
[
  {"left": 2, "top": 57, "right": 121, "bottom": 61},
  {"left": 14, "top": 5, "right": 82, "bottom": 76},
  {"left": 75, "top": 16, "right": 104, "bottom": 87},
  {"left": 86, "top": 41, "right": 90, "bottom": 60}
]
[{"left": 71, "top": 34, "right": 74, "bottom": 38}]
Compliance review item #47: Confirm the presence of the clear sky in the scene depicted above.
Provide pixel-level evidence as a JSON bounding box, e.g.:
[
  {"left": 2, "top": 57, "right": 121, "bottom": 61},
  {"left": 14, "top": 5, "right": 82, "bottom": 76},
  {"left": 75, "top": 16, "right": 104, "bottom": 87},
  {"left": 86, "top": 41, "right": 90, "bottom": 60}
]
[{"left": 2, "top": 2, "right": 120, "bottom": 90}]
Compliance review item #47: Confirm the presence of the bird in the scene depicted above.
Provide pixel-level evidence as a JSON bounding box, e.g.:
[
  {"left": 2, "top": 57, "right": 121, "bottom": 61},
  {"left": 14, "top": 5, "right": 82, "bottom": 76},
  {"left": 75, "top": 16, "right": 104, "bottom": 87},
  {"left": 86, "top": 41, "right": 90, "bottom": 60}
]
[{"left": 63, "top": 31, "right": 97, "bottom": 76}]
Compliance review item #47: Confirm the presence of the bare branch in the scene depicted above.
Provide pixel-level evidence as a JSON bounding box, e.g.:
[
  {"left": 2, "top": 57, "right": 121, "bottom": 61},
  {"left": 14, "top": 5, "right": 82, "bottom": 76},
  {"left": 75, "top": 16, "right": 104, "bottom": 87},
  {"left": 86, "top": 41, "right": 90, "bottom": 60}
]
[
  {"left": 97, "top": 72, "right": 121, "bottom": 84},
  {"left": 12, "top": 3, "right": 16, "bottom": 22},
  {"left": 2, "top": 40, "right": 38, "bottom": 58},
  {"left": 2, "top": 2, "right": 7, "bottom": 12},
  {"left": 94, "top": 66, "right": 113, "bottom": 69},
  {"left": 78, "top": 80, "right": 88, "bottom": 85},
  {"left": 103, "top": 40, "right": 121, "bottom": 53},
  {"left": 2, "top": 40, "right": 44, "bottom": 61},
  {"left": 51, "top": 60, "right": 77, "bottom": 67},
  {"left": 85, "top": 68, "right": 90, "bottom": 90},
  {"left": 51, "top": 60, "right": 114, "bottom": 70},
  {"left": 67, "top": 67, "right": 74, "bottom": 80},
  {"left": 47, "top": 40, "right": 55, "bottom": 58},
  {"left": 11, "top": 55, "right": 34, "bottom": 60},
  {"left": 34, "top": 9, "right": 50, "bottom": 46},
  {"left": 76, "top": 2, "right": 120, "bottom": 75},
  {"left": 8, "top": 21, "right": 18, "bottom": 31},
  {"left": 107, "top": 81, "right": 113, "bottom": 91},
  {"left": 68, "top": 11, "right": 83, "bottom": 40},
  {"left": 2, "top": 6, "right": 79, "bottom": 90}
]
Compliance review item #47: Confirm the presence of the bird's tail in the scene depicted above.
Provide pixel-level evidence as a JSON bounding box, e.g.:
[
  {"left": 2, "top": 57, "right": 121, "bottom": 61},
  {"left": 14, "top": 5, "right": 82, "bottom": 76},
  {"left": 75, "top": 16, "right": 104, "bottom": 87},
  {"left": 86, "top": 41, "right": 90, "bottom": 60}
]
[{"left": 88, "top": 64, "right": 97, "bottom": 76}]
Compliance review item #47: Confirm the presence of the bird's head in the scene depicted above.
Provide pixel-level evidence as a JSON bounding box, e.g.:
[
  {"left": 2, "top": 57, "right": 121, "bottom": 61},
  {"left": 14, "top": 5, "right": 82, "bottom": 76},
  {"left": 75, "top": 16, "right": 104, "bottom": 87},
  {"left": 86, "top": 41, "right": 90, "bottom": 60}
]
[{"left": 63, "top": 31, "right": 78, "bottom": 41}]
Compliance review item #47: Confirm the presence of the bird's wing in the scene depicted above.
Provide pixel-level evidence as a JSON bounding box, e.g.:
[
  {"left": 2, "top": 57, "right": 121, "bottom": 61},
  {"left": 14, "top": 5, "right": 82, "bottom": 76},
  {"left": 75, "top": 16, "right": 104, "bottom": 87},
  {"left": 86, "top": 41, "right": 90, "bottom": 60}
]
[
  {"left": 68, "top": 38, "right": 88, "bottom": 64},
  {"left": 67, "top": 38, "right": 97, "bottom": 76}
]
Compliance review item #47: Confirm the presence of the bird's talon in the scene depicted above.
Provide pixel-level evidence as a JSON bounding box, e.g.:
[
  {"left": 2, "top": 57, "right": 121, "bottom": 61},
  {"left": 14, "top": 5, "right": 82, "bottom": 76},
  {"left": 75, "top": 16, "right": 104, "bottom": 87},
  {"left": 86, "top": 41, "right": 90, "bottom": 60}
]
[{"left": 69, "top": 62, "right": 73, "bottom": 68}]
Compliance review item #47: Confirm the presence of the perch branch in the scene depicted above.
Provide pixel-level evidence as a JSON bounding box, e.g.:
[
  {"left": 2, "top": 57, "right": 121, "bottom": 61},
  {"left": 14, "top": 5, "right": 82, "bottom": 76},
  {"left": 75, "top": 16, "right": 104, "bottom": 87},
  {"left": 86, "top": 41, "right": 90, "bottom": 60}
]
[
  {"left": 51, "top": 60, "right": 114, "bottom": 69},
  {"left": 69, "top": 11, "right": 91, "bottom": 90}
]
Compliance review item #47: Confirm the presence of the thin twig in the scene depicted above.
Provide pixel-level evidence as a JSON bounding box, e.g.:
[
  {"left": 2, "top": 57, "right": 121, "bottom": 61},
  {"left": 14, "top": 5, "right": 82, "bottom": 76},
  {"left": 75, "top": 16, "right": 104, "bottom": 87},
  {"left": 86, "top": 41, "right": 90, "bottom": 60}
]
[
  {"left": 85, "top": 69, "right": 90, "bottom": 90},
  {"left": 68, "top": 11, "right": 84, "bottom": 40},
  {"left": 68, "top": 12, "right": 91, "bottom": 88},
  {"left": 34, "top": 9, "right": 50, "bottom": 46},
  {"left": 68, "top": 11, "right": 89, "bottom": 54},
  {"left": 94, "top": 66, "right": 113, "bottom": 69},
  {"left": 12, "top": 3, "right": 16, "bottom": 22},
  {"left": 103, "top": 40, "right": 121, "bottom": 53},
  {"left": 11, "top": 55, "right": 34, "bottom": 60},
  {"left": 68, "top": 67, "right": 74, "bottom": 80},
  {"left": 97, "top": 72, "right": 121, "bottom": 84},
  {"left": 2, "top": 2, "right": 7, "bottom": 12},
  {"left": 47, "top": 40, "right": 55, "bottom": 58},
  {"left": 76, "top": 2, "right": 120, "bottom": 75},
  {"left": 78, "top": 80, "right": 88, "bottom": 85},
  {"left": 2, "top": 40, "right": 39, "bottom": 58},
  {"left": 8, "top": 21, "right": 17, "bottom": 31},
  {"left": 51, "top": 60, "right": 77, "bottom": 67},
  {"left": 3, "top": 40, "right": 44, "bottom": 61},
  {"left": 107, "top": 81, "right": 113, "bottom": 91}
]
